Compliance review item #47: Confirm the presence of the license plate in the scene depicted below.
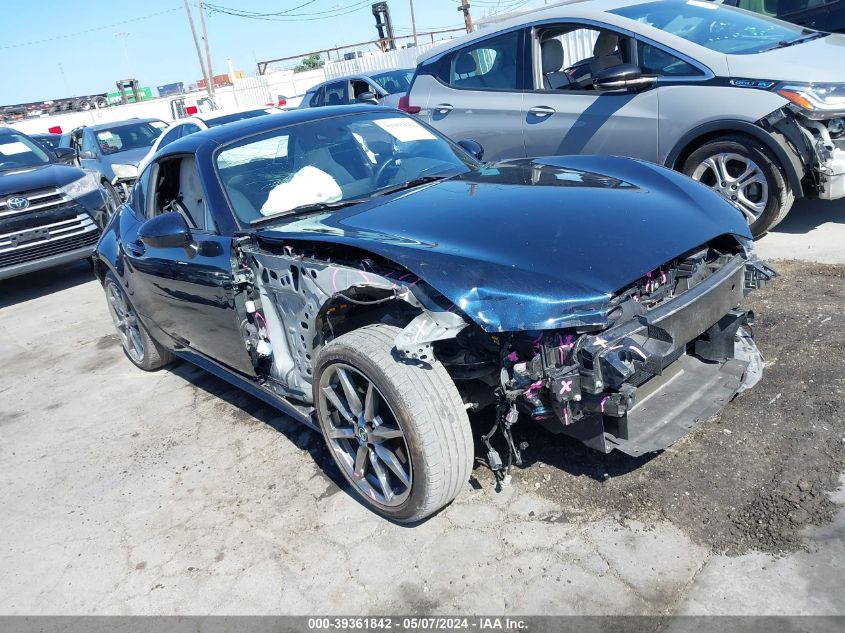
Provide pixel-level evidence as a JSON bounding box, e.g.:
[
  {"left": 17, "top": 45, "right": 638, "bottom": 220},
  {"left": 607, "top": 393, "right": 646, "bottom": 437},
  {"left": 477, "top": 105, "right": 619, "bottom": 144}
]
[{"left": 10, "top": 227, "right": 50, "bottom": 246}]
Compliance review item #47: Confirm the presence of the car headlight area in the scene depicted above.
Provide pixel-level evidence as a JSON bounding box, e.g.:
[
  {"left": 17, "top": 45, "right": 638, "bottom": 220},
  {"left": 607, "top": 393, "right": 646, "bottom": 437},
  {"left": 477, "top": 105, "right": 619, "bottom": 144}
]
[
  {"left": 58, "top": 172, "right": 101, "bottom": 198},
  {"left": 111, "top": 163, "right": 139, "bottom": 180}
]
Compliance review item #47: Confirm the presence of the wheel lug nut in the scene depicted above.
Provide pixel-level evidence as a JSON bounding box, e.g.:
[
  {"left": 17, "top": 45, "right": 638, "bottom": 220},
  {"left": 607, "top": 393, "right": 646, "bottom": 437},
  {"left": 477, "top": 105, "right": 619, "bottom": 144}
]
[
  {"left": 731, "top": 196, "right": 738, "bottom": 200},
  {"left": 721, "top": 182, "right": 727, "bottom": 187}
]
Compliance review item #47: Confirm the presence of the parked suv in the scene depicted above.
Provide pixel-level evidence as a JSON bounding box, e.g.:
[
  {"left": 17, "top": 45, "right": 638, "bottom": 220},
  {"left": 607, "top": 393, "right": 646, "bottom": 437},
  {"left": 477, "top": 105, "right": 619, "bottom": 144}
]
[
  {"left": 66, "top": 118, "right": 167, "bottom": 202},
  {"left": 403, "top": 0, "right": 845, "bottom": 236},
  {"left": 0, "top": 128, "right": 113, "bottom": 280},
  {"left": 300, "top": 69, "right": 414, "bottom": 109}
]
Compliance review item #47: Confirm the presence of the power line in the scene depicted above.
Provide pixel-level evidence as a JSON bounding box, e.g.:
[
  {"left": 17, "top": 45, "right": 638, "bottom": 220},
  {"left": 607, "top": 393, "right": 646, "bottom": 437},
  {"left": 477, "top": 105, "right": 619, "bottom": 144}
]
[
  {"left": 0, "top": 7, "right": 181, "bottom": 51},
  {"left": 205, "top": 0, "right": 373, "bottom": 21}
]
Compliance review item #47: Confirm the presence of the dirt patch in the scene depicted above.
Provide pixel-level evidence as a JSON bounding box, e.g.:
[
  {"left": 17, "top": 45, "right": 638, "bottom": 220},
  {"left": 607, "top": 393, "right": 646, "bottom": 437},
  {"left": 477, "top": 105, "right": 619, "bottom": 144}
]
[{"left": 476, "top": 261, "right": 845, "bottom": 555}]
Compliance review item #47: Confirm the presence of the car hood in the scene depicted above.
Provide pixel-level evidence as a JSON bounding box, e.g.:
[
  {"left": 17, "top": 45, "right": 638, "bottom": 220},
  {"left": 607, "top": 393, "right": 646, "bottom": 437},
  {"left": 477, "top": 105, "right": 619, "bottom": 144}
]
[
  {"left": 256, "top": 156, "right": 751, "bottom": 333},
  {"left": 0, "top": 163, "right": 85, "bottom": 196},
  {"left": 726, "top": 34, "right": 845, "bottom": 83},
  {"left": 100, "top": 146, "right": 150, "bottom": 167}
]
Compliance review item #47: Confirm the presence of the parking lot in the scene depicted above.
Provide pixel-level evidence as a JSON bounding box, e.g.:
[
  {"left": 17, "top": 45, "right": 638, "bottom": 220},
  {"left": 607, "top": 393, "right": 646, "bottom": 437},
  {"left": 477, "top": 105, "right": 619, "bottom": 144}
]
[{"left": 0, "top": 198, "right": 842, "bottom": 616}]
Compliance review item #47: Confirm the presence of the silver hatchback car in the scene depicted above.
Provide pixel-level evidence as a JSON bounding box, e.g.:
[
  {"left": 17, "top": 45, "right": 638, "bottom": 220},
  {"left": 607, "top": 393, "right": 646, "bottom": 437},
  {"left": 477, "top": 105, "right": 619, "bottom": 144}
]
[{"left": 403, "top": 0, "right": 845, "bottom": 236}]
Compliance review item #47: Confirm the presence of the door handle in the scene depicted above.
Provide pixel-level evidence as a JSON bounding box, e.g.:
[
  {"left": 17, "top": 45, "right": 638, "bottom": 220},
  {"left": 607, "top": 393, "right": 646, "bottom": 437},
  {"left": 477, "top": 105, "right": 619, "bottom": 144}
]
[
  {"left": 434, "top": 103, "right": 454, "bottom": 114},
  {"left": 528, "top": 106, "right": 556, "bottom": 117},
  {"left": 125, "top": 240, "right": 145, "bottom": 257}
]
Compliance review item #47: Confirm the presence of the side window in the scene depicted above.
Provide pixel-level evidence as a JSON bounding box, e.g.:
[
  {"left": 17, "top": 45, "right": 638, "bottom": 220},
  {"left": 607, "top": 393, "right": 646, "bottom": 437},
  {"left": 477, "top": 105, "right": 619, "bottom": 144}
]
[
  {"left": 150, "top": 156, "right": 210, "bottom": 232},
  {"left": 80, "top": 130, "right": 97, "bottom": 155},
  {"left": 448, "top": 30, "right": 520, "bottom": 90},
  {"left": 351, "top": 79, "right": 374, "bottom": 100},
  {"left": 323, "top": 81, "right": 349, "bottom": 106},
  {"left": 308, "top": 87, "right": 325, "bottom": 107},
  {"left": 131, "top": 165, "right": 153, "bottom": 218},
  {"left": 158, "top": 126, "right": 184, "bottom": 149},
  {"left": 535, "top": 26, "right": 633, "bottom": 91},
  {"left": 181, "top": 123, "right": 202, "bottom": 136},
  {"left": 637, "top": 42, "right": 702, "bottom": 77}
]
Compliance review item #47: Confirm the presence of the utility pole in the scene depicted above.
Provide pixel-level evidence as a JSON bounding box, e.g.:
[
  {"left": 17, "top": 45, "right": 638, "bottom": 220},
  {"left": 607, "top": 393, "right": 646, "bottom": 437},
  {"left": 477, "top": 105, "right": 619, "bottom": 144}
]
[
  {"left": 183, "top": 0, "right": 213, "bottom": 98},
  {"left": 197, "top": 0, "right": 215, "bottom": 96},
  {"left": 409, "top": 0, "right": 418, "bottom": 47},
  {"left": 458, "top": 0, "right": 473, "bottom": 33}
]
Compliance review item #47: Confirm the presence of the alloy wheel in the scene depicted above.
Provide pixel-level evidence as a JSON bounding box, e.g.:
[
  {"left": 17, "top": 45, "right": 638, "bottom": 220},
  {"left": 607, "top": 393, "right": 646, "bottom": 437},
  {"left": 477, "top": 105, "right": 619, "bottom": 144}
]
[
  {"left": 105, "top": 279, "right": 145, "bottom": 363},
  {"left": 317, "top": 363, "right": 412, "bottom": 507},
  {"left": 691, "top": 152, "right": 769, "bottom": 223}
]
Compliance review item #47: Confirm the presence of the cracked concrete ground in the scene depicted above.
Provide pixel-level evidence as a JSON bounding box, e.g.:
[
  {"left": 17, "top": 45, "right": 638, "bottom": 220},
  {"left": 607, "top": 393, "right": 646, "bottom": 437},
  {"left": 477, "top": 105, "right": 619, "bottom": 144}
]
[{"left": 0, "top": 199, "right": 843, "bottom": 615}]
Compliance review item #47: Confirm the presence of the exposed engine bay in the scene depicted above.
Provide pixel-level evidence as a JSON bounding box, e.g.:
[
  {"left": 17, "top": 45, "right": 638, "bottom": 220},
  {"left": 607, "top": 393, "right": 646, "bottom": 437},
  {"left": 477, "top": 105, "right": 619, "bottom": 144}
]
[
  {"left": 762, "top": 106, "right": 845, "bottom": 201},
  {"left": 231, "top": 233, "right": 776, "bottom": 486}
]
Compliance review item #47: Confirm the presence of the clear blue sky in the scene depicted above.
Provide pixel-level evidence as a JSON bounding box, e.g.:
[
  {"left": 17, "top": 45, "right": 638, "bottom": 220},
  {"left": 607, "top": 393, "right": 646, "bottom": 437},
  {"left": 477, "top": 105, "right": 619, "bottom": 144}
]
[{"left": 0, "top": 0, "right": 541, "bottom": 104}]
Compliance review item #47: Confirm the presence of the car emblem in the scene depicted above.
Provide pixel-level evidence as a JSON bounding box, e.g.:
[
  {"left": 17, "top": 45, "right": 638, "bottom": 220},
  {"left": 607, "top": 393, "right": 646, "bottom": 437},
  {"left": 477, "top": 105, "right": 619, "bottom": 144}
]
[{"left": 6, "top": 196, "right": 30, "bottom": 211}]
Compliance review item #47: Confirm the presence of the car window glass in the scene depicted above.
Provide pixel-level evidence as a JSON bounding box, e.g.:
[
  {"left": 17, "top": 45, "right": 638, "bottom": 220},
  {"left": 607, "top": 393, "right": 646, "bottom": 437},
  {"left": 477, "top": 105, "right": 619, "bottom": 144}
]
[
  {"left": 215, "top": 112, "right": 473, "bottom": 224},
  {"left": 371, "top": 69, "right": 413, "bottom": 94},
  {"left": 158, "top": 126, "right": 184, "bottom": 149},
  {"left": 535, "top": 26, "right": 631, "bottom": 91},
  {"left": 611, "top": 1, "right": 811, "bottom": 54},
  {"left": 351, "top": 80, "right": 373, "bottom": 99},
  {"left": 95, "top": 121, "right": 164, "bottom": 155},
  {"left": 131, "top": 165, "right": 153, "bottom": 217},
  {"left": 0, "top": 133, "right": 51, "bottom": 171},
  {"left": 309, "top": 87, "right": 324, "bottom": 107},
  {"left": 323, "top": 82, "right": 349, "bottom": 106},
  {"left": 80, "top": 131, "right": 97, "bottom": 155},
  {"left": 448, "top": 30, "right": 519, "bottom": 90},
  {"left": 638, "top": 42, "right": 702, "bottom": 76},
  {"left": 151, "top": 156, "right": 208, "bottom": 231},
  {"left": 181, "top": 123, "right": 202, "bottom": 135}
]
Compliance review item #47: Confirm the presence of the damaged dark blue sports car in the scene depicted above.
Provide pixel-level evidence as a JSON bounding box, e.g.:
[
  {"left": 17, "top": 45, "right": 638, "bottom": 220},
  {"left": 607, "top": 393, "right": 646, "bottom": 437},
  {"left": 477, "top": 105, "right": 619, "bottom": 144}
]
[{"left": 94, "top": 105, "right": 775, "bottom": 521}]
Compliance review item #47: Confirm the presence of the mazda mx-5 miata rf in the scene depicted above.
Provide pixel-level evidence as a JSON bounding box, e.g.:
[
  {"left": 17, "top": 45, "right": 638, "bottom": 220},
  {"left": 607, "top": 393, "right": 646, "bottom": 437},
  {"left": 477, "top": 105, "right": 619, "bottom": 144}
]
[{"left": 94, "top": 105, "right": 775, "bottom": 521}]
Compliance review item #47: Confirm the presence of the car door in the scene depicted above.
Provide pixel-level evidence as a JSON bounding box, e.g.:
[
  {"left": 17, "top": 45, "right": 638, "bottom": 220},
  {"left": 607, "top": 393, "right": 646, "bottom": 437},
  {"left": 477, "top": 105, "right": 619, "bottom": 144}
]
[
  {"left": 521, "top": 22, "right": 659, "bottom": 162},
  {"left": 78, "top": 129, "right": 101, "bottom": 171},
  {"left": 123, "top": 154, "right": 256, "bottom": 376},
  {"left": 417, "top": 28, "right": 528, "bottom": 160}
]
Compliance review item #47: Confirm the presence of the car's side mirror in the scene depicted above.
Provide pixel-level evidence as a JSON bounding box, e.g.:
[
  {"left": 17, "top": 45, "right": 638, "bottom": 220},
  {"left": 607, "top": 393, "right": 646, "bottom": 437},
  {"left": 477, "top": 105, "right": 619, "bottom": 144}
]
[
  {"left": 78, "top": 150, "right": 97, "bottom": 160},
  {"left": 139, "top": 212, "right": 192, "bottom": 250},
  {"left": 53, "top": 147, "right": 77, "bottom": 164},
  {"left": 593, "top": 64, "right": 656, "bottom": 92},
  {"left": 357, "top": 92, "right": 379, "bottom": 105},
  {"left": 457, "top": 139, "right": 484, "bottom": 161}
]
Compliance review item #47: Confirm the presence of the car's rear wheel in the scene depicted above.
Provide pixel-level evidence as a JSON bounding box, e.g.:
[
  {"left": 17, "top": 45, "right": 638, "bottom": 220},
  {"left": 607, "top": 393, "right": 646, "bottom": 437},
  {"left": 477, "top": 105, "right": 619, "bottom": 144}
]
[
  {"left": 103, "top": 272, "right": 173, "bottom": 371},
  {"left": 314, "top": 324, "right": 473, "bottom": 522},
  {"left": 682, "top": 136, "right": 793, "bottom": 237}
]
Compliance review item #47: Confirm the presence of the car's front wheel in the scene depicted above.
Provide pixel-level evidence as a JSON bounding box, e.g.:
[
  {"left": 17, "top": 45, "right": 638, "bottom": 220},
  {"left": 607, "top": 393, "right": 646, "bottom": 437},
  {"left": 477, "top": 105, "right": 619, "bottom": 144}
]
[
  {"left": 314, "top": 324, "right": 473, "bottom": 522},
  {"left": 682, "top": 136, "right": 794, "bottom": 237},
  {"left": 103, "top": 272, "right": 173, "bottom": 371}
]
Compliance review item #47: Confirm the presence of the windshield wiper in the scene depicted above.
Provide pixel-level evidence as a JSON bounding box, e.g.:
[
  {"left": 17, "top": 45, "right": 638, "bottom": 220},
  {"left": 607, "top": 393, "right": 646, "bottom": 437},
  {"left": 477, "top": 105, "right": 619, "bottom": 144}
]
[
  {"left": 761, "top": 31, "right": 825, "bottom": 52},
  {"left": 250, "top": 198, "right": 368, "bottom": 226},
  {"left": 371, "top": 174, "right": 451, "bottom": 198}
]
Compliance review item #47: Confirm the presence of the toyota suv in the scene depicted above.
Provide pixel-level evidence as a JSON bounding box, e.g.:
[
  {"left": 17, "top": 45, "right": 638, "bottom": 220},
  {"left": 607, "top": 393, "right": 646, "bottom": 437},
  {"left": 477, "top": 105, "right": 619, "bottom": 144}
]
[{"left": 0, "top": 128, "right": 113, "bottom": 281}]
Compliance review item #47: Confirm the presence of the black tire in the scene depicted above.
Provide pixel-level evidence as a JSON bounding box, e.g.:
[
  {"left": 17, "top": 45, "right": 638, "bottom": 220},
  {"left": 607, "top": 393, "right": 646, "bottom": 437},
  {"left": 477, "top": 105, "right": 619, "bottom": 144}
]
[
  {"left": 314, "top": 324, "right": 473, "bottom": 522},
  {"left": 103, "top": 272, "right": 173, "bottom": 371},
  {"left": 681, "top": 135, "right": 794, "bottom": 237}
]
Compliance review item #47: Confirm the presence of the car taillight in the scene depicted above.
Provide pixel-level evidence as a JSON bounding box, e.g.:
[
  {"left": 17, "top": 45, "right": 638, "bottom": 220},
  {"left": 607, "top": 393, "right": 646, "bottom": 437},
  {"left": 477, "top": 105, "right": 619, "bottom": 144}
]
[{"left": 398, "top": 95, "right": 420, "bottom": 115}]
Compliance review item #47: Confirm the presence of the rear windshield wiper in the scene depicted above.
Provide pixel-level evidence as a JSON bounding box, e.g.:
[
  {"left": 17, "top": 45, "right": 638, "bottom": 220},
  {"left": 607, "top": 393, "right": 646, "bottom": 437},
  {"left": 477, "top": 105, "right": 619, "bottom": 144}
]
[
  {"left": 250, "top": 198, "right": 369, "bottom": 225},
  {"left": 761, "top": 31, "right": 826, "bottom": 52},
  {"left": 371, "top": 174, "right": 451, "bottom": 198}
]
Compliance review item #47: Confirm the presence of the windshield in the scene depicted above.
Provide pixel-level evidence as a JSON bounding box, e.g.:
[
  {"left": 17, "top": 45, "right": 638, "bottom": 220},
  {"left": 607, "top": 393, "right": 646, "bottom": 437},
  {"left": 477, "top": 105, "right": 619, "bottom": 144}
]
[
  {"left": 371, "top": 70, "right": 414, "bottom": 94},
  {"left": 95, "top": 121, "right": 166, "bottom": 155},
  {"left": 207, "top": 109, "right": 279, "bottom": 127},
  {"left": 0, "top": 133, "right": 52, "bottom": 171},
  {"left": 216, "top": 112, "right": 474, "bottom": 223},
  {"left": 611, "top": 0, "right": 817, "bottom": 54}
]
